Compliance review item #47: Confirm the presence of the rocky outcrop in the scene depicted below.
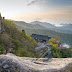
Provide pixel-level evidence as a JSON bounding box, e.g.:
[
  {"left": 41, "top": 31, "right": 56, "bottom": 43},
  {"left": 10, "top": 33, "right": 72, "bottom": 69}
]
[
  {"left": 0, "top": 53, "right": 72, "bottom": 72},
  {"left": 0, "top": 13, "right": 5, "bottom": 34}
]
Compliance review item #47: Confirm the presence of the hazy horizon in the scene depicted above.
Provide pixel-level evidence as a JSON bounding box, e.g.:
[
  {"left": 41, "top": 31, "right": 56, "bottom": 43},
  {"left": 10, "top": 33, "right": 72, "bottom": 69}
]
[{"left": 0, "top": 0, "right": 72, "bottom": 25}]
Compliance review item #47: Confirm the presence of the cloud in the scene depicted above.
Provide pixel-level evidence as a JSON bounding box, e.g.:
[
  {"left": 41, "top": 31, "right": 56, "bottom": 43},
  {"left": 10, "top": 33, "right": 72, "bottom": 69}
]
[{"left": 27, "top": 0, "right": 38, "bottom": 6}]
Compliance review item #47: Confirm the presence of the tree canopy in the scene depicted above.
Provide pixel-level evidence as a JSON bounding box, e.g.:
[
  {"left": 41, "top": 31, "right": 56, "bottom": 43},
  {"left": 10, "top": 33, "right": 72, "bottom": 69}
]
[{"left": 0, "top": 19, "right": 40, "bottom": 58}]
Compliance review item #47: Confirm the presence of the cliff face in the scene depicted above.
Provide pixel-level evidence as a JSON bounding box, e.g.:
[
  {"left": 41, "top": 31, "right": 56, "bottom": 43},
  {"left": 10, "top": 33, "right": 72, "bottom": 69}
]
[{"left": 0, "top": 53, "right": 72, "bottom": 72}]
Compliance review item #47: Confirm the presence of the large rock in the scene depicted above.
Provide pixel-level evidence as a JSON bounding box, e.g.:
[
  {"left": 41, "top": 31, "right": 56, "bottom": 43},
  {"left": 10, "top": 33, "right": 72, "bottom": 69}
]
[{"left": 0, "top": 54, "right": 72, "bottom": 72}]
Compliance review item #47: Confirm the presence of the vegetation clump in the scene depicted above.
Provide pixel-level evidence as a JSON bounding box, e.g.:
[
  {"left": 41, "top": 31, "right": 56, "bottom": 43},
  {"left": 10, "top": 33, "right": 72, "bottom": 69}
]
[
  {"left": 0, "top": 20, "right": 40, "bottom": 57},
  {"left": 48, "top": 37, "right": 72, "bottom": 58}
]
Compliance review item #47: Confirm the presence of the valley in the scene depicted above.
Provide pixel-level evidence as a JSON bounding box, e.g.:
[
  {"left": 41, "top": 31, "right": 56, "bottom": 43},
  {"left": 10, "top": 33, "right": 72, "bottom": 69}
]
[{"left": 13, "top": 21, "right": 72, "bottom": 46}]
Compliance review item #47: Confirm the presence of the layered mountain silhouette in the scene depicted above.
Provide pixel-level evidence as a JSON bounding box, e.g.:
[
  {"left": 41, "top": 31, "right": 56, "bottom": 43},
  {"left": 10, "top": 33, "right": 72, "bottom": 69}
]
[
  {"left": 14, "top": 21, "right": 72, "bottom": 34},
  {"left": 31, "top": 21, "right": 72, "bottom": 33},
  {"left": 30, "top": 21, "right": 56, "bottom": 29},
  {"left": 14, "top": 21, "right": 46, "bottom": 29},
  {"left": 13, "top": 21, "right": 72, "bottom": 46},
  {"left": 59, "top": 24, "right": 72, "bottom": 31}
]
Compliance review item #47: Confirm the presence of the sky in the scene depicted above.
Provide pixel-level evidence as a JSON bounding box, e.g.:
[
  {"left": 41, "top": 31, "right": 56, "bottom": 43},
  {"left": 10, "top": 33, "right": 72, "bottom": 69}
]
[{"left": 0, "top": 0, "right": 72, "bottom": 25}]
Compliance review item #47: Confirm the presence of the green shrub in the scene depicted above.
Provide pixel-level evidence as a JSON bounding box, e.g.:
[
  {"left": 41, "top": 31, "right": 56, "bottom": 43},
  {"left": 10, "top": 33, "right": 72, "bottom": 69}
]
[{"left": 0, "top": 19, "right": 40, "bottom": 57}]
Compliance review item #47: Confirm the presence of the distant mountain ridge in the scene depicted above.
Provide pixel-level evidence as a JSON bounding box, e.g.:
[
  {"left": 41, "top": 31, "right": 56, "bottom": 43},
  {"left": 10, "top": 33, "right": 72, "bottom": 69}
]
[
  {"left": 14, "top": 21, "right": 72, "bottom": 33},
  {"left": 13, "top": 20, "right": 72, "bottom": 46},
  {"left": 14, "top": 21, "right": 46, "bottom": 29},
  {"left": 59, "top": 23, "right": 72, "bottom": 31},
  {"left": 31, "top": 21, "right": 56, "bottom": 29},
  {"left": 31, "top": 21, "right": 72, "bottom": 34}
]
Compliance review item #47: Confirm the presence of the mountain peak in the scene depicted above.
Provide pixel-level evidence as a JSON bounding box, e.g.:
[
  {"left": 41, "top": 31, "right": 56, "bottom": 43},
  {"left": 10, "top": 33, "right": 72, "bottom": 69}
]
[{"left": 30, "top": 21, "right": 56, "bottom": 28}]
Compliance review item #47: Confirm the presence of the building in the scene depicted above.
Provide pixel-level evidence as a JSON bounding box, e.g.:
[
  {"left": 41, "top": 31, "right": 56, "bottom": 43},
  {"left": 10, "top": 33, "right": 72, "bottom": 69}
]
[{"left": 31, "top": 34, "right": 51, "bottom": 43}]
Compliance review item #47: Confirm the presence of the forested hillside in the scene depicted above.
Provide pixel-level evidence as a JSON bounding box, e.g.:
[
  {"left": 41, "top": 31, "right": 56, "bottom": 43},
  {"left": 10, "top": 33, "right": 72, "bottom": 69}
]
[
  {"left": 31, "top": 21, "right": 72, "bottom": 34},
  {"left": 0, "top": 20, "right": 40, "bottom": 57},
  {"left": 14, "top": 21, "right": 72, "bottom": 46},
  {"left": 14, "top": 21, "right": 46, "bottom": 29}
]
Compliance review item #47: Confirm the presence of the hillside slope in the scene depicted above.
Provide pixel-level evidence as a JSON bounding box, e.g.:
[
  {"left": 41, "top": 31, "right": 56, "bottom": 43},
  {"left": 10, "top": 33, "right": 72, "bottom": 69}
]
[
  {"left": 60, "top": 24, "right": 72, "bottom": 31},
  {"left": 0, "top": 19, "right": 40, "bottom": 57},
  {"left": 13, "top": 21, "right": 72, "bottom": 46},
  {"left": 31, "top": 21, "right": 56, "bottom": 29},
  {"left": 14, "top": 21, "right": 46, "bottom": 29},
  {"left": 31, "top": 21, "right": 72, "bottom": 34}
]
